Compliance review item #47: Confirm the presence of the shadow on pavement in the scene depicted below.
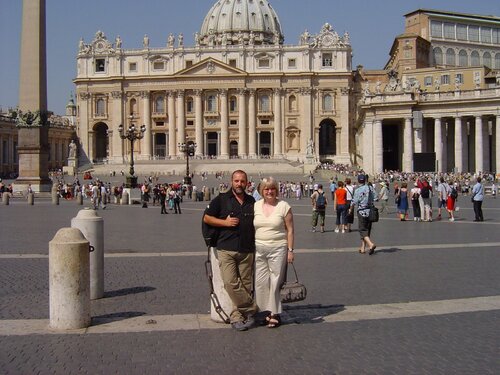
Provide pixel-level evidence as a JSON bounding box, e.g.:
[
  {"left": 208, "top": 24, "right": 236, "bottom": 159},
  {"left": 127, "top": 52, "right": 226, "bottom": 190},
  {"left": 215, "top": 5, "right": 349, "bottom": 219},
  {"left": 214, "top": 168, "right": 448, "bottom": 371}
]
[
  {"left": 282, "top": 303, "right": 345, "bottom": 325},
  {"left": 374, "top": 247, "right": 402, "bottom": 254},
  {"left": 104, "top": 286, "right": 156, "bottom": 298},
  {"left": 91, "top": 311, "right": 147, "bottom": 326}
]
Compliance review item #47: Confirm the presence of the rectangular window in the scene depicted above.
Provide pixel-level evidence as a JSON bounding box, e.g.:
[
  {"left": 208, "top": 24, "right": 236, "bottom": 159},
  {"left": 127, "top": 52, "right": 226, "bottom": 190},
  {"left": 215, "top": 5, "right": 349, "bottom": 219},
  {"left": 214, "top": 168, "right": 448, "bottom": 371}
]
[
  {"left": 424, "top": 76, "right": 432, "bottom": 86},
  {"left": 129, "top": 62, "right": 137, "bottom": 72},
  {"left": 430, "top": 21, "right": 443, "bottom": 38},
  {"left": 95, "top": 58, "right": 105, "bottom": 72},
  {"left": 288, "top": 58, "right": 296, "bottom": 68},
  {"left": 258, "top": 59, "right": 270, "bottom": 68},
  {"left": 185, "top": 60, "right": 193, "bottom": 68},
  {"left": 230, "top": 120, "right": 237, "bottom": 126},
  {"left": 444, "top": 23, "right": 455, "bottom": 39},
  {"left": 493, "top": 29, "right": 500, "bottom": 44},
  {"left": 455, "top": 73, "right": 464, "bottom": 84},
  {"left": 469, "top": 26, "right": 479, "bottom": 42},
  {"left": 229, "top": 59, "right": 237, "bottom": 68},
  {"left": 186, "top": 100, "right": 193, "bottom": 113},
  {"left": 481, "top": 27, "right": 492, "bottom": 44},
  {"left": 441, "top": 74, "right": 450, "bottom": 85},
  {"left": 322, "top": 53, "right": 332, "bottom": 67},
  {"left": 153, "top": 61, "right": 165, "bottom": 70},
  {"left": 186, "top": 120, "right": 194, "bottom": 126},
  {"left": 260, "top": 120, "right": 270, "bottom": 125},
  {"left": 456, "top": 24, "right": 467, "bottom": 40},
  {"left": 156, "top": 122, "right": 164, "bottom": 127}
]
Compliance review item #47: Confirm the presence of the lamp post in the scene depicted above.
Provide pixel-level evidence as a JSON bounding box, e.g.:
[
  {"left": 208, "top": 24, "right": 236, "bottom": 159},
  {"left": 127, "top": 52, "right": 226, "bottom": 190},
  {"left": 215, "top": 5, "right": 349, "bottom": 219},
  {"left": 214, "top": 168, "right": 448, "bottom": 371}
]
[
  {"left": 178, "top": 141, "right": 197, "bottom": 185},
  {"left": 118, "top": 116, "right": 146, "bottom": 188}
]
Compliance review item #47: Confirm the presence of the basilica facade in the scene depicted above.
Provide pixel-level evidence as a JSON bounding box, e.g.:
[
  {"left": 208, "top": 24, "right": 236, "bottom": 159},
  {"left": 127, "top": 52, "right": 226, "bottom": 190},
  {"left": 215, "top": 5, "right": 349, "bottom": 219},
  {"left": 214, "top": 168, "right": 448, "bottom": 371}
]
[{"left": 74, "top": 0, "right": 353, "bottom": 167}]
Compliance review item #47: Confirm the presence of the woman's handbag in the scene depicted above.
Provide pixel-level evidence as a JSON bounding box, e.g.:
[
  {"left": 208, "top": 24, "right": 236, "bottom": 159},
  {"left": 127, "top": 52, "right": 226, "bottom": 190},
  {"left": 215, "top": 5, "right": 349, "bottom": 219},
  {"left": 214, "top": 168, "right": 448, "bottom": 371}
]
[
  {"left": 280, "top": 263, "right": 307, "bottom": 303},
  {"left": 368, "top": 205, "right": 379, "bottom": 222}
]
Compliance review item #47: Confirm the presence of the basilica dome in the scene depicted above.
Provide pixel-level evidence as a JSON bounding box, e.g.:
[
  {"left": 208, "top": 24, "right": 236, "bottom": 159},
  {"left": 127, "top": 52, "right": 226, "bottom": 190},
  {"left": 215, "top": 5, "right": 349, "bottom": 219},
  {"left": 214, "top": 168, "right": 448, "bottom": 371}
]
[{"left": 198, "top": 0, "right": 283, "bottom": 46}]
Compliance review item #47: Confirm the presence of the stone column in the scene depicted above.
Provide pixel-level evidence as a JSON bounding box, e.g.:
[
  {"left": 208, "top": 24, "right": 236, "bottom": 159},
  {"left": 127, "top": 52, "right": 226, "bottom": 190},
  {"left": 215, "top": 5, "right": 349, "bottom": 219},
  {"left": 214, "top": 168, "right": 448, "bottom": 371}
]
[
  {"left": 475, "top": 116, "right": 484, "bottom": 173},
  {"left": 219, "top": 89, "right": 229, "bottom": 159},
  {"left": 194, "top": 90, "right": 203, "bottom": 157},
  {"left": 273, "top": 88, "right": 282, "bottom": 157},
  {"left": 414, "top": 126, "right": 423, "bottom": 153},
  {"left": 434, "top": 118, "right": 444, "bottom": 172},
  {"left": 111, "top": 91, "right": 123, "bottom": 162},
  {"left": 496, "top": 115, "right": 500, "bottom": 174},
  {"left": 483, "top": 119, "right": 490, "bottom": 173},
  {"left": 373, "top": 119, "right": 383, "bottom": 174},
  {"left": 300, "top": 88, "right": 313, "bottom": 158},
  {"left": 248, "top": 89, "right": 257, "bottom": 158},
  {"left": 363, "top": 120, "right": 373, "bottom": 174},
  {"left": 238, "top": 88, "right": 247, "bottom": 158},
  {"left": 167, "top": 90, "right": 176, "bottom": 157},
  {"left": 141, "top": 91, "right": 151, "bottom": 159},
  {"left": 454, "top": 116, "right": 464, "bottom": 173},
  {"left": 403, "top": 117, "right": 413, "bottom": 172},
  {"left": 176, "top": 90, "right": 185, "bottom": 146},
  {"left": 339, "top": 87, "right": 350, "bottom": 162}
]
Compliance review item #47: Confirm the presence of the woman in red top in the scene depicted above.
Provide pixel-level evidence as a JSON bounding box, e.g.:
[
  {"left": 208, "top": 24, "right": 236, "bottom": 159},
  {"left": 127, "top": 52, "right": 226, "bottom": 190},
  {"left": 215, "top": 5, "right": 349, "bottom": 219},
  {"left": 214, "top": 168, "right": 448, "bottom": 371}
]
[{"left": 334, "top": 181, "right": 348, "bottom": 233}]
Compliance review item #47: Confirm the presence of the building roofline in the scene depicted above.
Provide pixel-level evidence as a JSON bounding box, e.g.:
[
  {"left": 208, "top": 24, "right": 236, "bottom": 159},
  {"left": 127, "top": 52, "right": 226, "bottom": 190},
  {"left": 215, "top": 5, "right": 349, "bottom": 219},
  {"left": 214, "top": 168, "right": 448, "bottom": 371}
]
[{"left": 404, "top": 8, "right": 500, "bottom": 23}]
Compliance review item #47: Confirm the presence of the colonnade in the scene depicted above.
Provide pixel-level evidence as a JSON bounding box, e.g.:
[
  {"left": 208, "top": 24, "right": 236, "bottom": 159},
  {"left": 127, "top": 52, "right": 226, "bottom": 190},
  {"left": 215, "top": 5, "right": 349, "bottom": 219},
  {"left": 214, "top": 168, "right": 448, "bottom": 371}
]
[{"left": 363, "top": 114, "right": 500, "bottom": 174}]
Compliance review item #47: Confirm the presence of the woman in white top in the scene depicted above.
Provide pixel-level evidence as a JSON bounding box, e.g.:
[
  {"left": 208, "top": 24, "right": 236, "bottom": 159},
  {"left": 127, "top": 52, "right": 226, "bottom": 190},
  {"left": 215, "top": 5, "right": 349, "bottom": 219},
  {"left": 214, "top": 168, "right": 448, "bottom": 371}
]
[{"left": 254, "top": 177, "right": 294, "bottom": 328}]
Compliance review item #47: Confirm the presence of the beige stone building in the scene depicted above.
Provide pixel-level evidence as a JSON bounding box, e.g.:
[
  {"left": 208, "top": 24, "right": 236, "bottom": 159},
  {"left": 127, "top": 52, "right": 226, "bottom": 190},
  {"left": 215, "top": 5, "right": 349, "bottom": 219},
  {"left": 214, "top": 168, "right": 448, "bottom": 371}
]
[
  {"left": 74, "top": 0, "right": 354, "bottom": 167},
  {"left": 358, "top": 9, "right": 500, "bottom": 174}
]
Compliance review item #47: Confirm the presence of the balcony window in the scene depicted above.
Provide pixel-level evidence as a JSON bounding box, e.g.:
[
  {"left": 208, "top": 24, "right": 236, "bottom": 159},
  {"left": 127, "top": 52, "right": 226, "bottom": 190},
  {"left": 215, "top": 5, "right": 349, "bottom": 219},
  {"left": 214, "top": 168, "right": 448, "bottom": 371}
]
[
  {"left": 229, "top": 96, "right": 237, "bottom": 112},
  {"left": 446, "top": 48, "right": 456, "bottom": 66},
  {"left": 186, "top": 98, "right": 194, "bottom": 113},
  {"left": 288, "top": 95, "right": 297, "bottom": 111},
  {"left": 458, "top": 50, "right": 468, "bottom": 67},
  {"left": 483, "top": 52, "right": 492, "bottom": 68},
  {"left": 260, "top": 95, "right": 270, "bottom": 112},
  {"left": 207, "top": 95, "right": 217, "bottom": 112},
  {"left": 444, "top": 23, "right": 455, "bottom": 39},
  {"left": 431, "top": 21, "right": 443, "bottom": 38},
  {"left": 95, "top": 59, "right": 105, "bottom": 73},
  {"left": 469, "top": 26, "right": 479, "bottom": 42},
  {"left": 481, "top": 27, "right": 492, "bottom": 44},
  {"left": 493, "top": 29, "right": 500, "bottom": 45},
  {"left": 433, "top": 47, "right": 443, "bottom": 65},
  {"left": 95, "top": 98, "right": 105, "bottom": 116},
  {"left": 323, "top": 94, "right": 333, "bottom": 111},
  {"left": 322, "top": 53, "right": 333, "bottom": 67},
  {"left": 154, "top": 96, "right": 165, "bottom": 113},
  {"left": 471, "top": 51, "right": 480, "bottom": 67},
  {"left": 456, "top": 24, "right": 467, "bottom": 41}
]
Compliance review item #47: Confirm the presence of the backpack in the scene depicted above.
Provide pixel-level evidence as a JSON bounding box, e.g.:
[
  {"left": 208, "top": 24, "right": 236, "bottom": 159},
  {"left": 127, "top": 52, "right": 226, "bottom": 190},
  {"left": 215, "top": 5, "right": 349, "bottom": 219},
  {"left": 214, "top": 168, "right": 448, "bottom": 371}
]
[
  {"left": 421, "top": 184, "right": 430, "bottom": 198},
  {"left": 202, "top": 205, "right": 219, "bottom": 248},
  {"left": 450, "top": 187, "right": 458, "bottom": 199},
  {"left": 316, "top": 192, "right": 326, "bottom": 210}
]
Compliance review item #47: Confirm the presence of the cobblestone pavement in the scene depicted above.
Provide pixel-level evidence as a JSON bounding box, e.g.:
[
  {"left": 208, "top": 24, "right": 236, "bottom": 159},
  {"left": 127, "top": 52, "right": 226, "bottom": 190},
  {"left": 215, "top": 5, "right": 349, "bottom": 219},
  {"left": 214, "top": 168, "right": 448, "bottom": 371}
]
[{"left": 1, "top": 174, "right": 499, "bottom": 374}]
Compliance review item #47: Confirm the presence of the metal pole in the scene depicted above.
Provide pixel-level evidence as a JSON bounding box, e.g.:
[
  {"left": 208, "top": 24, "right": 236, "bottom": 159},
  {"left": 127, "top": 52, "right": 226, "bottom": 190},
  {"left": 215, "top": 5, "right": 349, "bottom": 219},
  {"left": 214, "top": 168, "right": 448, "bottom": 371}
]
[{"left": 129, "top": 138, "right": 135, "bottom": 177}]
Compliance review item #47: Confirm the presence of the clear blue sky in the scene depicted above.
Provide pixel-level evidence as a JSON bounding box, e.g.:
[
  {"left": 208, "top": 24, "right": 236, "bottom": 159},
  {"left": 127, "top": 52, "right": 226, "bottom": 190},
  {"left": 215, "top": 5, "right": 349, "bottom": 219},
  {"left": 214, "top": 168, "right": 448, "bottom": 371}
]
[{"left": 1, "top": 0, "right": 498, "bottom": 114}]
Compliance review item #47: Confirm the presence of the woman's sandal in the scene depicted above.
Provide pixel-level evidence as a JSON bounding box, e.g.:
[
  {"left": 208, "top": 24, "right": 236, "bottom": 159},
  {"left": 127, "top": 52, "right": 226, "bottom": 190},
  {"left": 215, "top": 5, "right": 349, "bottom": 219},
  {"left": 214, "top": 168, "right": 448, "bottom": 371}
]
[
  {"left": 266, "top": 314, "right": 281, "bottom": 328},
  {"left": 358, "top": 249, "right": 366, "bottom": 254}
]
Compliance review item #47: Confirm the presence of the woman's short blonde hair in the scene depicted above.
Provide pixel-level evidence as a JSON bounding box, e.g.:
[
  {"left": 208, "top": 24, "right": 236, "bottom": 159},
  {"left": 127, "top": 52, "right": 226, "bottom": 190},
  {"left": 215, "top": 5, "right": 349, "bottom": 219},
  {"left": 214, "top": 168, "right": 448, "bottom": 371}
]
[{"left": 259, "top": 177, "right": 279, "bottom": 196}]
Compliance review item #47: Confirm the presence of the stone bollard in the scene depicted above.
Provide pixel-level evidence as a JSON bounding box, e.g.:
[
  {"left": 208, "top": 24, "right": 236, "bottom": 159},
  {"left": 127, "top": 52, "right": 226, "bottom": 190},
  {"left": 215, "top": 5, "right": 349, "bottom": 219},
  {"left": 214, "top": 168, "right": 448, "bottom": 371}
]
[
  {"left": 76, "top": 192, "right": 83, "bottom": 205},
  {"left": 49, "top": 227, "right": 91, "bottom": 330},
  {"left": 2, "top": 193, "right": 10, "bottom": 205},
  {"left": 27, "top": 192, "right": 35, "bottom": 205},
  {"left": 71, "top": 209, "right": 104, "bottom": 300},
  {"left": 121, "top": 190, "right": 129, "bottom": 205},
  {"left": 52, "top": 191, "right": 60, "bottom": 205},
  {"left": 209, "top": 247, "right": 232, "bottom": 323}
]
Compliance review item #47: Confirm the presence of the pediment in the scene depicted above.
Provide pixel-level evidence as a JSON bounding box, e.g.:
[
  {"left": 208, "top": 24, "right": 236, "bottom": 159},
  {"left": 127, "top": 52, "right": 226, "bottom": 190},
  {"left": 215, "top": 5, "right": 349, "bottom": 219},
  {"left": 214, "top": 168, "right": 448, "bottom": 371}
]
[{"left": 175, "top": 58, "right": 247, "bottom": 77}]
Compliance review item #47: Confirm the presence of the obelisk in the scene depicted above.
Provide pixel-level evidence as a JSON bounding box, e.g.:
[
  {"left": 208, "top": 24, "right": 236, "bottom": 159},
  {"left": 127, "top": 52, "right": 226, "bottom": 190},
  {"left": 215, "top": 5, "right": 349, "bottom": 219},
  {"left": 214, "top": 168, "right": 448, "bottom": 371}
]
[{"left": 14, "top": 0, "right": 51, "bottom": 193}]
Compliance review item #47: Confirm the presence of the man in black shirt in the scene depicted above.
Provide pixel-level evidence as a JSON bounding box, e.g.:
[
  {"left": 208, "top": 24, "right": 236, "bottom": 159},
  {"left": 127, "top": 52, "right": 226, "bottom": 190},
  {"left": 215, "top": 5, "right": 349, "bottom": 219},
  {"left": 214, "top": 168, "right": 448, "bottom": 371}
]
[{"left": 204, "top": 170, "right": 257, "bottom": 331}]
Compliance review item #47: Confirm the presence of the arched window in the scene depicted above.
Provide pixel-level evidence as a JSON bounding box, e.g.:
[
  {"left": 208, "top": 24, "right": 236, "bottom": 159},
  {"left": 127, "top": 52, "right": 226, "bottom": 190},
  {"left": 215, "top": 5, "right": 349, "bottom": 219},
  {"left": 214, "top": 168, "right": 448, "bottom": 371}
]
[
  {"left": 458, "top": 50, "right": 468, "bottom": 67},
  {"left": 96, "top": 98, "right": 105, "bottom": 116},
  {"left": 471, "top": 51, "right": 480, "bottom": 67},
  {"left": 186, "top": 97, "right": 194, "bottom": 113},
  {"left": 323, "top": 94, "right": 333, "bottom": 111},
  {"left": 433, "top": 47, "right": 443, "bottom": 65},
  {"left": 495, "top": 53, "right": 500, "bottom": 69},
  {"left": 260, "top": 94, "right": 270, "bottom": 112},
  {"left": 229, "top": 96, "right": 237, "bottom": 112},
  {"left": 483, "top": 52, "right": 492, "bottom": 68},
  {"left": 155, "top": 96, "right": 165, "bottom": 113},
  {"left": 288, "top": 95, "right": 297, "bottom": 111},
  {"left": 207, "top": 95, "right": 216, "bottom": 112},
  {"left": 129, "top": 98, "right": 137, "bottom": 116},
  {"left": 445, "top": 48, "right": 456, "bottom": 66}
]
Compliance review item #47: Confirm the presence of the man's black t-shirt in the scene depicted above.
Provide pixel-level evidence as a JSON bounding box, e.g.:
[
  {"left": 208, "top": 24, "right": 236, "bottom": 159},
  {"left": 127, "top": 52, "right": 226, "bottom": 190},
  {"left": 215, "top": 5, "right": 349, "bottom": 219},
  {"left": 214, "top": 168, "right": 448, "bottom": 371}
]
[{"left": 205, "top": 191, "right": 255, "bottom": 253}]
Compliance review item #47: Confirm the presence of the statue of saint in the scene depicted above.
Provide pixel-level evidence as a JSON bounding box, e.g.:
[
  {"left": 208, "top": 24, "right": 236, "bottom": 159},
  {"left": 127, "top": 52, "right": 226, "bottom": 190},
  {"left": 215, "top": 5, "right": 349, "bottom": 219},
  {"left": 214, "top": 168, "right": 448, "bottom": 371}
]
[
  {"left": 178, "top": 33, "right": 184, "bottom": 47},
  {"left": 194, "top": 32, "right": 200, "bottom": 47},
  {"left": 68, "top": 140, "right": 77, "bottom": 158},
  {"left": 115, "top": 35, "right": 122, "bottom": 49},
  {"left": 168, "top": 33, "right": 175, "bottom": 48},
  {"left": 143, "top": 34, "right": 149, "bottom": 48},
  {"left": 306, "top": 139, "right": 314, "bottom": 156}
]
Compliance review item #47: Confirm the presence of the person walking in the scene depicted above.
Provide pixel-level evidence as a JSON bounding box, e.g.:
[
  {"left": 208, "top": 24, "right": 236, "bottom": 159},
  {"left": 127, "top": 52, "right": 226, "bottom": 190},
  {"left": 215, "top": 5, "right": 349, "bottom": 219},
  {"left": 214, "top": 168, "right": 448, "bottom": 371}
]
[
  {"left": 159, "top": 186, "right": 168, "bottom": 214},
  {"left": 436, "top": 177, "right": 450, "bottom": 220},
  {"left": 253, "top": 177, "right": 294, "bottom": 328},
  {"left": 471, "top": 177, "right": 484, "bottom": 222},
  {"left": 349, "top": 174, "right": 377, "bottom": 255},
  {"left": 334, "top": 181, "right": 348, "bottom": 233},
  {"left": 410, "top": 182, "right": 421, "bottom": 221},
  {"left": 311, "top": 184, "right": 327, "bottom": 233},
  {"left": 344, "top": 178, "right": 355, "bottom": 232},
  {"left": 203, "top": 170, "right": 258, "bottom": 331},
  {"left": 447, "top": 180, "right": 458, "bottom": 221},
  {"left": 173, "top": 189, "right": 182, "bottom": 214},
  {"left": 396, "top": 182, "right": 409, "bottom": 221}
]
